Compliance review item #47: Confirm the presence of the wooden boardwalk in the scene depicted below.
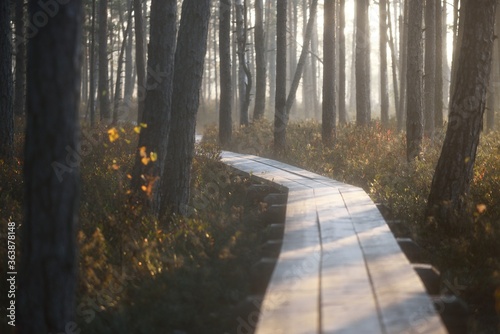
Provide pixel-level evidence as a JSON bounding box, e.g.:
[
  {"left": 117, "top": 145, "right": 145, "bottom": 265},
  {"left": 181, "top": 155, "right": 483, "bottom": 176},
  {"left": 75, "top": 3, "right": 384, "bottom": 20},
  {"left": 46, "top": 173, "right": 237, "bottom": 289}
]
[{"left": 221, "top": 151, "right": 447, "bottom": 334}]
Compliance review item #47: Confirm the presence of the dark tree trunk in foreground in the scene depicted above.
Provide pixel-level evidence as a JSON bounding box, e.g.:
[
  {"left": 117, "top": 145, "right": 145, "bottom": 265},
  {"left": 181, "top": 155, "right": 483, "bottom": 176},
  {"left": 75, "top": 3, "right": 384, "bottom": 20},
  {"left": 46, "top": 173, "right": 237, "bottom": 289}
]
[
  {"left": 0, "top": 0, "right": 13, "bottom": 161},
  {"left": 219, "top": 0, "right": 232, "bottom": 145},
  {"left": 379, "top": 0, "right": 389, "bottom": 126},
  {"left": 131, "top": 0, "right": 177, "bottom": 211},
  {"left": 424, "top": 0, "right": 436, "bottom": 138},
  {"left": 19, "top": 1, "right": 82, "bottom": 332},
  {"left": 355, "top": 0, "right": 371, "bottom": 126},
  {"left": 338, "top": 0, "right": 347, "bottom": 124},
  {"left": 274, "top": 0, "right": 287, "bottom": 154},
  {"left": 98, "top": 0, "right": 111, "bottom": 120},
  {"left": 322, "top": 0, "right": 336, "bottom": 146},
  {"left": 253, "top": 0, "right": 266, "bottom": 120},
  {"left": 134, "top": 0, "right": 146, "bottom": 123},
  {"left": 89, "top": 0, "right": 97, "bottom": 126},
  {"left": 160, "top": 0, "right": 211, "bottom": 217},
  {"left": 406, "top": 0, "right": 423, "bottom": 161},
  {"left": 14, "top": 0, "right": 26, "bottom": 117},
  {"left": 426, "top": 0, "right": 496, "bottom": 228}
]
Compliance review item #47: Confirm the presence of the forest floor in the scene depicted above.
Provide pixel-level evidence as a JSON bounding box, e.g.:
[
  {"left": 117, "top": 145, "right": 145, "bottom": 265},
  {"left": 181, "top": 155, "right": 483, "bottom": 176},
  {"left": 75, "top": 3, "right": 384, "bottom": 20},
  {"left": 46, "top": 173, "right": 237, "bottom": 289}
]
[{"left": 202, "top": 119, "right": 500, "bottom": 334}]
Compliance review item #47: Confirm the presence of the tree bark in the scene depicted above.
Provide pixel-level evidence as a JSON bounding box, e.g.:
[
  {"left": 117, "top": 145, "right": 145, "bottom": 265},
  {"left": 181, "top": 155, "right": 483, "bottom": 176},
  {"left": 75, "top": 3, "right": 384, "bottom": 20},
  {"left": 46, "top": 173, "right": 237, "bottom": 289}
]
[
  {"left": 130, "top": 0, "right": 177, "bottom": 211},
  {"left": 406, "top": 0, "right": 424, "bottom": 161},
  {"left": 379, "top": 0, "right": 389, "bottom": 126},
  {"left": 426, "top": 0, "right": 496, "bottom": 228},
  {"left": 235, "top": 0, "right": 251, "bottom": 126},
  {"left": 387, "top": 1, "right": 400, "bottom": 120},
  {"left": 134, "top": 0, "right": 146, "bottom": 123},
  {"left": 424, "top": 0, "right": 436, "bottom": 138},
  {"left": 355, "top": 0, "right": 371, "bottom": 126},
  {"left": 435, "top": 0, "right": 444, "bottom": 128},
  {"left": 159, "top": 0, "right": 211, "bottom": 217},
  {"left": 338, "top": 0, "right": 347, "bottom": 124},
  {"left": 89, "top": 0, "right": 97, "bottom": 126},
  {"left": 322, "top": 0, "right": 336, "bottom": 146},
  {"left": 398, "top": 0, "right": 408, "bottom": 131},
  {"left": 219, "top": 0, "right": 232, "bottom": 145},
  {"left": 14, "top": 0, "right": 26, "bottom": 117},
  {"left": 98, "top": 0, "right": 111, "bottom": 120},
  {"left": 253, "top": 0, "right": 266, "bottom": 120},
  {"left": 274, "top": 0, "right": 287, "bottom": 154},
  {"left": 124, "top": 0, "right": 134, "bottom": 112},
  {"left": 19, "top": 1, "right": 82, "bottom": 332},
  {"left": 0, "top": 0, "right": 13, "bottom": 161}
]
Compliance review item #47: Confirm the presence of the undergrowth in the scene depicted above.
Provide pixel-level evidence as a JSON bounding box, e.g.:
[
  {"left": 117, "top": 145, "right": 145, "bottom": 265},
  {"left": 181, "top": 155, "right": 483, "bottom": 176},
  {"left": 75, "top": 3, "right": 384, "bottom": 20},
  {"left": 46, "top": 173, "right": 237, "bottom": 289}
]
[
  {"left": 0, "top": 119, "right": 265, "bottom": 333},
  {"left": 203, "top": 119, "right": 500, "bottom": 332}
]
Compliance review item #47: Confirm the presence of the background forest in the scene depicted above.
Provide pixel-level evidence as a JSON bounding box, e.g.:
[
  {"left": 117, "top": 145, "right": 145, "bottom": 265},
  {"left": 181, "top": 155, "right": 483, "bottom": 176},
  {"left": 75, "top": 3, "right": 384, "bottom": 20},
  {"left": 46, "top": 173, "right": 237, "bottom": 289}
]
[{"left": 0, "top": 0, "right": 499, "bottom": 333}]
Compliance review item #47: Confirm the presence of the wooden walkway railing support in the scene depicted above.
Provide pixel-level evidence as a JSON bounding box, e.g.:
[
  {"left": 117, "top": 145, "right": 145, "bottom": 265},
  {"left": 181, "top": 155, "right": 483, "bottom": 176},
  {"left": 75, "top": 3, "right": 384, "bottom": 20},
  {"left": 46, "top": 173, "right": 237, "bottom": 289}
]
[{"left": 221, "top": 151, "right": 447, "bottom": 334}]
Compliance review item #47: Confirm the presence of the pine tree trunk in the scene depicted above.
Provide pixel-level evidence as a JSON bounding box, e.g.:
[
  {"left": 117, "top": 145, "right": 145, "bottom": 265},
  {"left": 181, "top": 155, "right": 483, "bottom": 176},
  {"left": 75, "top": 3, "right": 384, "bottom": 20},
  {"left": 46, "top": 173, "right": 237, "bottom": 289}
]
[
  {"left": 14, "top": 0, "right": 26, "bottom": 117},
  {"left": 387, "top": 1, "right": 400, "bottom": 120},
  {"left": 19, "top": 1, "right": 82, "bottom": 332},
  {"left": 219, "top": 0, "right": 233, "bottom": 144},
  {"left": 406, "top": 0, "right": 424, "bottom": 161},
  {"left": 253, "top": 0, "right": 266, "bottom": 120},
  {"left": 130, "top": 0, "right": 177, "bottom": 210},
  {"left": 98, "top": 0, "right": 111, "bottom": 120},
  {"left": 134, "top": 0, "right": 146, "bottom": 123},
  {"left": 266, "top": 0, "right": 276, "bottom": 113},
  {"left": 274, "top": 0, "right": 287, "bottom": 154},
  {"left": 160, "top": 0, "right": 211, "bottom": 217},
  {"left": 426, "top": 0, "right": 496, "bottom": 228},
  {"left": 435, "top": 0, "right": 444, "bottom": 128},
  {"left": 398, "top": 0, "right": 408, "bottom": 131},
  {"left": 424, "top": 0, "right": 436, "bottom": 138},
  {"left": 0, "top": 0, "right": 13, "bottom": 161},
  {"left": 322, "top": 0, "right": 336, "bottom": 146},
  {"left": 235, "top": 0, "right": 251, "bottom": 126},
  {"left": 379, "top": 0, "right": 389, "bottom": 126},
  {"left": 355, "top": 0, "right": 371, "bottom": 126},
  {"left": 124, "top": 0, "right": 134, "bottom": 111},
  {"left": 338, "top": 0, "right": 347, "bottom": 124}
]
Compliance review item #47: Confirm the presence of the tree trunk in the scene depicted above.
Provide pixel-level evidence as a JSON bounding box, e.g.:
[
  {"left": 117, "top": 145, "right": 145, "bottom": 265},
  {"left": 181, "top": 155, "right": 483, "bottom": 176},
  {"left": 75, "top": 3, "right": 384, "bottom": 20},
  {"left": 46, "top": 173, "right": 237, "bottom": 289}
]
[
  {"left": 19, "top": 1, "right": 82, "bottom": 332},
  {"left": 338, "top": 0, "right": 347, "bottom": 124},
  {"left": 253, "top": 0, "right": 266, "bottom": 120},
  {"left": 124, "top": 0, "right": 134, "bottom": 113},
  {"left": 266, "top": 0, "right": 276, "bottom": 113},
  {"left": 406, "top": 0, "right": 424, "bottom": 161},
  {"left": 322, "top": 0, "right": 335, "bottom": 146},
  {"left": 426, "top": 0, "right": 496, "bottom": 228},
  {"left": 219, "top": 0, "right": 232, "bottom": 145},
  {"left": 0, "top": 0, "right": 13, "bottom": 161},
  {"left": 14, "top": 0, "right": 26, "bottom": 117},
  {"left": 310, "top": 7, "right": 319, "bottom": 118},
  {"left": 387, "top": 1, "right": 400, "bottom": 120},
  {"left": 355, "top": 0, "right": 371, "bottom": 126},
  {"left": 98, "top": 0, "right": 111, "bottom": 120},
  {"left": 424, "top": 0, "right": 436, "bottom": 138},
  {"left": 159, "top": 0, "right": 211, "bottom": 217},
  {"left": 130, "top": 0, "right": 177, "bottom": 210},
  {"left": 398, "top": 0, "right": 408, "bottom": 131},
  {"left": 235, "top": 0, "right": 251, "bottom": 126},
  {"left": 379, "top": 0, "right": 389, "bottom": 126},
  {"left": 274, "top": 0, "right": 287, "bottom": 154},
  {"left": 134, "top": 0, "right": 146, "bottom": 123},
  {"left": 435, "top": 0, "right": 444, "bottom": 128},
  {"left": 89, "top": 0, "right": 97, "bottom": 126}
]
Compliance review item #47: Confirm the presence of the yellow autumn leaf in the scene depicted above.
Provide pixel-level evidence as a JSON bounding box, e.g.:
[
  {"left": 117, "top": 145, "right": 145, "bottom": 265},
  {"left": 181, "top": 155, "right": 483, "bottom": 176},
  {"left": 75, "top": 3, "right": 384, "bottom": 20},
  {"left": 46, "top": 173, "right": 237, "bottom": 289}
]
[
  {"left": 134, "top": 126, "right": 141, "bottom": 134},
  {"left": 476, "top": 204, "right": 487, "bottom": 214},
  {"left": 141, "top": 157, "right": 150, "bottom": 165},
  {"left": 108, "top": 128, "right": 119, "bottom": 142},
  {"left": 111, "top": 164, "right": 120, "bottom": 170},
  {"left": 139, "top": 146, "right": 147, "bottom": 157},
  {"left": 140, "top": 123, "right": 148, "bottom": 128},
  {"left": 126, "top": 174, "right": 132, "bottom": 179},
  {"left": 141, "top": 185, "right": 147, "bottom": 192},
  {"left": 150, "top": 151, "right": 158, "bottom": 162}
]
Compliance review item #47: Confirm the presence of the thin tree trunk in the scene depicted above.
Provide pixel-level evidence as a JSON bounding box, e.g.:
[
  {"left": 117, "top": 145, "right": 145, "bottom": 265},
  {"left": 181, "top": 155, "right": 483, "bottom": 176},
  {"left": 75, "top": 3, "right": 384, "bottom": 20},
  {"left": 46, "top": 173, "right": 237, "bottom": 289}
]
[
  {"left": 134, "top": 0, "right": 146, "bottom": 123},
  {"left": 235, "top": 0, "right": 251, "bottom": 126},
  {"left": 406, "top": 0, "right": 424, "bottom": 161},
  {"left": 426, "top": 0, "right": 496, "bottom": 228},
  {"left": 274, "top": 0, "right": 287, "bottom": 154},
  {"left": 379, "top": 0, "right": 389, "bottom": 126},
  {"left": 0, "top": 0, "right": 13, "bottom": 161},
  {"left": 160, "top": 0, "right": 212, "bottom": 217},
  {"left": 253, "top": 0, "right": 266, "bottom": 120},
  {"left": 398, "top": 0, "right": 408, "bottom": 131},
  {"left": 322, "top": 0, "right": 336, "bottom": 146},
  {"left": 98, "top": 0, "right": 111, "bottom": 120},
  {"left": 124, "top": 0, "right": 134, "bottom": 112},
  {"left": 19, "top": 1, "right": 82, "bottom": 331},
  {"left": 14, "top": 0, "right": 26, "bottom": 117},
  {"left": 338, "top": 0, "right": 347, "bottom": 125},
  {"left": 355, "top": 0, "right": 371, "bottom": 126},
  {"left": 387, "top": 1, "right": 400, "bottom": 120},
  {"left": 310, "top": 7, "right": 319, "bottom": 118},
  {"left": 424, "top": 0, "right": 436, "bottom": 138},
  {"left": 89, "top": 0, "right": 97, "bottom": 126},
  {"left": 219, "top": 0, "right": 233, "bottom": 145},
  {"left": 435, "top": 0, "right": 444, "bottom": 128},
  {"left": 266, "top": 0, "right": 276, "bottom": 113}
]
